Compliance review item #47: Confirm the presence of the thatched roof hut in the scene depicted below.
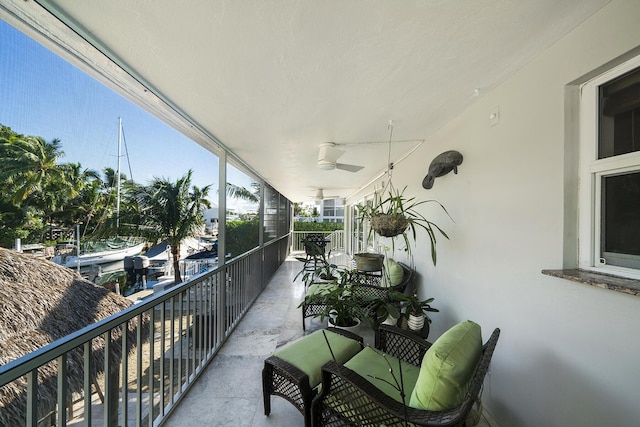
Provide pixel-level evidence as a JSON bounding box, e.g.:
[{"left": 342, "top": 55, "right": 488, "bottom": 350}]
[{"left": 0, "top": 247, "right": 146, "bottom": 425}]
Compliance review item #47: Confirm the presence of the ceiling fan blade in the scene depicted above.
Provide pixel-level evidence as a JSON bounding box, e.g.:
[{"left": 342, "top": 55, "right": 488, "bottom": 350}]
[
  {"left": 318, "top": 143, "right": 345, "bottom": 162},
  {"left": 335, "top": 163, "right": 364, "bottom": 173}
]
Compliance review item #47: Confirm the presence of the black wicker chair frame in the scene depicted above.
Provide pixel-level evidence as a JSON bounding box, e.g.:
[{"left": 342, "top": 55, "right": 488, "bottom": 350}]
[
  {"left": 301, "top": 234, "right": 330, "bottom": 272},
  {"left": 301, "top": 263, "right": 413, "bottom": 331},
  {"left": 311, "top": 325, "right": 501, "bottom": 427},
  {"left": 262, "top": 328, "right": 364, "bottom": 427}
]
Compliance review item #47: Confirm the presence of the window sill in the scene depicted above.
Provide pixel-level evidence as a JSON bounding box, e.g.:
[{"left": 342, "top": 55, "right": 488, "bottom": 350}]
[{"left": 542, "top": 269, "right": 640, "bottom": 296}]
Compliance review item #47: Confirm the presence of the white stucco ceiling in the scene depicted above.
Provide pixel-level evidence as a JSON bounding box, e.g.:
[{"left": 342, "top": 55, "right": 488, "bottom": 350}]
[{"left": 40, "top": 0, "right": 610, "bottom": 202}]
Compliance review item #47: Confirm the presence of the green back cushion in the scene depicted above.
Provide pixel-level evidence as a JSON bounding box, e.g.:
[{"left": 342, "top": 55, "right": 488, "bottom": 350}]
[
  {"left": 385, "top": 259, "right": 404, "bottom": 287},
  {"left": 409, "top": 320, "right": 482, "bottom": 410},
  {"left": 274, "top": 329, "right": 361, "bottom": 387},
  {"left": 345, "top": 347, "right": 421, "bottom": 403}
]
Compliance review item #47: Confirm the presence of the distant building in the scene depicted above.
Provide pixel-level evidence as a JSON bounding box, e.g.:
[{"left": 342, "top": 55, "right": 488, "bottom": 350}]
[
  {"left": 202, "top": 206, "right": 219, "bottom": 236},
  {"left": 320, "top": 199, "right": 344, "bottom": 223},
  {"left": 295, "top": 199, "right": 344, "bottom": 223}
]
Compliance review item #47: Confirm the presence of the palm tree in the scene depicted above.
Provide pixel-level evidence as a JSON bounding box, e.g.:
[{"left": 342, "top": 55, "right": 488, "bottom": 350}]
[
  {"left": 0, "top": 132, "right": 91, "bottom": 241},
  {"left": 226, "top": 182, "right": 259, "bottom": 203},
  {"left": 0, "top": 135, "right": 67, "bottom": 204},
  {"left": 87, "top": 167, "right": 132, "bottom": 237},
  {"left": 137, "top": 170, "right": 211, "bottom": 284},
  {"left": 58, "top": 165, "right": 103, "bottom": 236}
]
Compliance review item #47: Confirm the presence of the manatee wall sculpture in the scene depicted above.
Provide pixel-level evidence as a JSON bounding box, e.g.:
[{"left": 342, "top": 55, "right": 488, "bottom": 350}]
[{"left": 422, "top": 150, "right": 463, "bottom": 189}]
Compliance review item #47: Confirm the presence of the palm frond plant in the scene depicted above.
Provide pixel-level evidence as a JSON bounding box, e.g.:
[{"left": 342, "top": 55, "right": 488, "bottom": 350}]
[
  {"left": 136, "top": 170, "right": 211, "bottom": 284},
  {"left": 357, "top": 185, "right": 450, "bottom": 264}
]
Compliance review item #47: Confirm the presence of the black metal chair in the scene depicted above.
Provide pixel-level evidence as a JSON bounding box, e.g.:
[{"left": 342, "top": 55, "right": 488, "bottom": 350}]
[{"left": 301, "top": 234, "right": 329, "bottom": 272}]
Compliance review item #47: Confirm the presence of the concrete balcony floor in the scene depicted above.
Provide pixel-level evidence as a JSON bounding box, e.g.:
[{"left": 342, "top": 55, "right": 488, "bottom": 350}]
[{"left": 164, "top": 252, "right": 497, "bottom": 426}]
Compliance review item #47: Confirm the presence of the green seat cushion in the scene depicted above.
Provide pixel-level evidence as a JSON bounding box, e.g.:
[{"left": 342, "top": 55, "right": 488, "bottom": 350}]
[
  {"left": 344, "top": 347, "right": 421, "bottom": 403},
  {"left": 384, "top": 259, "right": 404, "bottom": 287},
  {"left": 409, "top": 320, "right": 482, "bottom": 411},
  {"left": 273, "top": 329, "right": 362, "bottom": 387}
]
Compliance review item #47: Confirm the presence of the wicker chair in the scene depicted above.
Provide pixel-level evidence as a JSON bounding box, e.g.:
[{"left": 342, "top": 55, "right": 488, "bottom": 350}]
[
  {"left": 262, "top": 328, "right": 364, "bottom": 427},
  {"left": 311, "top": 325, "right": 501, "bottom": 427},
  {"left": 301, "top": 234, "right": 329, "bottom": 272},
  {"left": 301, "top": 263, "right": 413, "bottom": 331}
]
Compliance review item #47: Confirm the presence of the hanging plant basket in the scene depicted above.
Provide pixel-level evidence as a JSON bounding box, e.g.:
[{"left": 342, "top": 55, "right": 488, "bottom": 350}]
[{"left": 370, "top": 213, "right": 409, "bottom": 237}]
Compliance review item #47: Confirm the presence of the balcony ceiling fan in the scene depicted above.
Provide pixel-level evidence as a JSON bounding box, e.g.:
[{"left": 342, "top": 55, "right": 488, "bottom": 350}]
[
  {"left": 316, "top": 142, "right": 364, "bottom": 173},
  {"left": 317, "top": 122, "right": 425, "bottom": 174},
  {"left": 310, "top": 188, "right": 341, "bottom": 201}
]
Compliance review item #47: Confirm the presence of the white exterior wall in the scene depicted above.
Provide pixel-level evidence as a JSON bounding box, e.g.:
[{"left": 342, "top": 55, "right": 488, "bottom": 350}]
[{"left": 347, "top": 1, "right": 640, "bottom": 425}]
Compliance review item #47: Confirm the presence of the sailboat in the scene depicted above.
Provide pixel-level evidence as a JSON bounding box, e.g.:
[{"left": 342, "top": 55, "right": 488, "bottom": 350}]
[
  {"left": 54, "top": 118, "right": 145, "bottom": 269},
  {"left": 58, "top": 237, "right": 146, "bottom": 268}
]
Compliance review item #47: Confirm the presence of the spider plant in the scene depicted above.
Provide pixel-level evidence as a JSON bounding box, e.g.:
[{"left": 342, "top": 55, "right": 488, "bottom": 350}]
[{"left": 356, "top": 185, "right": 450, "bottom": 264}]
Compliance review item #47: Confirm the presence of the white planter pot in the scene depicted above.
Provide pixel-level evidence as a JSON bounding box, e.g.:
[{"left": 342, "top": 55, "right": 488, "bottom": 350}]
[
  {"left": 407, "top": 313, "right": 425, "bottom": 331},
  {"left": 382, "top": 314, "right": 399, "bottom": 326},
  {"left": 328, "top": 316, "right": 361, "bottom": 333}
]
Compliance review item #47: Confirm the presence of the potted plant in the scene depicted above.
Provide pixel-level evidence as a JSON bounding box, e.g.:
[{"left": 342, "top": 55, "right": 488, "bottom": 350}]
[
  {"left": 298, "top": 269, "right": 363, "bottom": 330},
  {"left": 364, "top": 290, "right": 410, "bottom": 326},
  {"left": 356, "top": 185, "right": 450, "bottom": 263},
  {"left": 353, "top": 252, "right": 384, "bottom": 272},
  {"left": 403, "top": 294, "right": 439, "bottom": 333},
  {"left": 294, "top": 247, "right": 339, "bottom": 286}
]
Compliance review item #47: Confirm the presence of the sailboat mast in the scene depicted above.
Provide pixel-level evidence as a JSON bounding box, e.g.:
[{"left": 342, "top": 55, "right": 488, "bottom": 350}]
[{"left": 116, "top": 117, "right": 122, "bottom": 228}]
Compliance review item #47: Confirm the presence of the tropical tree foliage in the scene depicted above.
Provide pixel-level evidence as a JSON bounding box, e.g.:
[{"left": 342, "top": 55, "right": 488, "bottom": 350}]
[
  {"left": 0, "top": 124, "right": 270, "bottom": 282},
  {"left": 226, "top": 182, "right": 259, "bottom": 203},
  {"left": 0, "top": 125, "right": 211, "bottom": 250},
  {"left": 225, "top": 218, "right": 260, "bottom": 257},
  {"left": 0, "top": 126, "right": 82, "bottom": 243},
  {"left": 136, "top": 170, "right": 211, "bottom": 284}
]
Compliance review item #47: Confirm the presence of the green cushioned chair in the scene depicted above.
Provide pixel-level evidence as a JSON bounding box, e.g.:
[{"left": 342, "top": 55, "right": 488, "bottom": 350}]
[
  {"left": 345, "top": 347, "right": 421, "bottom": 403},
  {"left": 409, "top": 320, "right": 483, "bottom": 411},
  {"left": 312, "top": 323, "right": 501, "bottom": 427},
  {"left": 262, "top": 328, "right": 363, "bottom": 427}
]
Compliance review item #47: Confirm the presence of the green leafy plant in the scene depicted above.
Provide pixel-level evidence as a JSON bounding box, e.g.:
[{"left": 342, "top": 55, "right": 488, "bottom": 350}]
[
  {"left": 293, "top": 221, "right": 344, "bottom": 232},
  {"left": 364, "top": 290, "right": 410, "bottom": 324},
  {"left": 357, "top": 185, "right": 450, "bottom": 263},
  {"left": 298, "top": 268, "right": 364, "bottom": 327},
  {"left": 294, "top": 241, "right": 340, "bottom": 286},
  {"left": 404, "top": 294, "right": 439, "bottom": 324}
]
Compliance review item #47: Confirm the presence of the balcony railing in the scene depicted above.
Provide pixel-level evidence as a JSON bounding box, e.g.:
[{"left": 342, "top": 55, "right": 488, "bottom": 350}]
[
  {"left": 291, "top": 230, "right": 344, "bottom": 253},
  {"left": 0, "top": 234, "right": 291, "bottom": 427}
]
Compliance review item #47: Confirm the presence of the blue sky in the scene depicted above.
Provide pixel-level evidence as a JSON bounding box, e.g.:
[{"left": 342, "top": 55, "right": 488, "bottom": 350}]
[{"left": 0, "top": 20, "right": 257, "bottom": 211}]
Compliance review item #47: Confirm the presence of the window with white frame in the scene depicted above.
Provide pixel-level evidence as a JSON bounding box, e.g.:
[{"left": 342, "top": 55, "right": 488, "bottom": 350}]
[
  {"left": 321, "top": 199, "right": 344, "bottom": 222},
  {"left": 579, "top": 58, "right": 640, "bottom": 278}
]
